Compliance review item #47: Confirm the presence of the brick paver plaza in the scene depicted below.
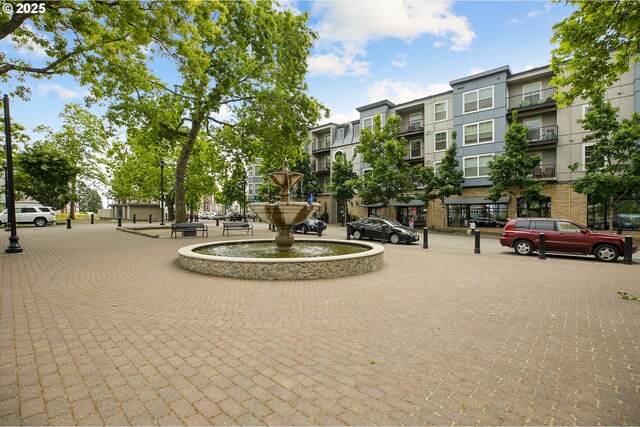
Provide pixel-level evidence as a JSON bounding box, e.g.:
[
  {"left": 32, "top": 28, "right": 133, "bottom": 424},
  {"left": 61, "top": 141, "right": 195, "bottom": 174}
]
[{"left": 1, "top": 222, "right": 639, "bottom": 425}]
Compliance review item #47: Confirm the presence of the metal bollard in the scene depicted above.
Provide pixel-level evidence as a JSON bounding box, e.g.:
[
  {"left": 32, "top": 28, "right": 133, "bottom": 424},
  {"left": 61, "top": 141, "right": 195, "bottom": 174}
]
[
  {"left": 538, "top": 233, "right": 546, "bottom": 260},
  {"left": 90, "top": 213, "right": 94, "bottom": 224},
  {"left": 346, "top": 224, "right": 351, "bottom": 240},
  {"left": 216, "top": 218, "right": 219, "bottom": 227},
  {"left": 617, "top": 227, "right": 623, "bottom": 235},
  {"left": 474, "top": 230, "right": 481, "bottom": 254},
  {"left": 624, "top": 236, "right": 634, "bottom": 264},
  {"left": 148, "top": 214, "right": 152, "bottom": 224},
  {"left": 381, "top": 225, "right": 387, "bottom": 244},
  {"left": 422, "top": 227, "right": 429, "bottom": 249},
  {"left": 133, "top": 214, "right": 136, "bottom": 223},
  {"left": 318, "top": 225, "right": 322, "bottom": 237},
  {"left": 117, "top": 217, "right": 122, "bottom": 227},
  {"left": 66, "top": 218, "right": 71, "bottom": 229}
]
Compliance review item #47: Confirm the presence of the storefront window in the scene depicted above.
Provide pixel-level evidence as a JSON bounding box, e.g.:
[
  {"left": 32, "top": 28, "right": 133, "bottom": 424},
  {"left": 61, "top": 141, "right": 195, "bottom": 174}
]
[
  {"left": 447, "top": 203, "right": 507, "bottom": 227},
  {"left": 396, "top": 207, "right": 425, "bottom": 228},
  {"left": 588, "top": 197, "right": 640, "bottom": 230},
  {"left": 516, "top": 197, "right": 551, "bottom": 218}
]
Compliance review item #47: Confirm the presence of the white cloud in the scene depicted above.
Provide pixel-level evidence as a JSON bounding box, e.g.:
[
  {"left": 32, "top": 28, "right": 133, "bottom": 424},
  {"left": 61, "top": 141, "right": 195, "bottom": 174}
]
[
  {"left": 390, "top": 53, "right": 407, "bottom": 68},
  {"left": 467, "top": 67, "right": 486, "bottom": 76},
  {"left": 318, "top": 110, "right": 360, "bottom": 126},
  {"left": 509, "top": 2, "right": 552, "bottom": 24},
  {"left": 309, "top": 0, "right": 475, "bottom": 77},
  {"left": 312, "top": 0, "right": 475, "bottom": 51},
  {"left": 366, "top": 79, "right": 451, "bottom": 104},
  {"left": 3, "top": 24, "right": 49, "bottom": 59},
  {"left": 36, "top": 84, "right": 88, "bottom": 100},
  {"left": 308, "top": 49, "right": 370, "bottom": 78}
]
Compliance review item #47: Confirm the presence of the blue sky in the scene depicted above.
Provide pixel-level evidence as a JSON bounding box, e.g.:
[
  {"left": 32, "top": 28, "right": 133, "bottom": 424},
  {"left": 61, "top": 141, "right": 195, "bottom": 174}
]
[{"left": 3, "top": 0, "right": 575, "bottom": 137}]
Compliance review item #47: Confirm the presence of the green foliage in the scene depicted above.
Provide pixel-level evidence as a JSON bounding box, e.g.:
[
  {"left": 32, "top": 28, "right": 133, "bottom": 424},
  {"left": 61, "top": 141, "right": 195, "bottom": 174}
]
[
  {"left": 356, "top": 115, "right": 415, "bottom": 206},
  {"left": 488, "top": 111, "right": 545, "bottom": 203},
  {"left": 551, "top": 0, "right": 640, "bottom": 106},
  {"left": 14, "top": 143, "right": 79, "bottom": 209},
  {"left": 328, "top": 153, "right": 359, "bottom": 206},
  {"left": 76, "top": 181, "right": 103, "bottom": 212},
  {"left": 570, "top": 93, "right": 640, "bottom": 229},
  {"left": 290, "top": 152, "right": 320, "bottom": 201},
  {"left": 415, "top": 131, "right": 464, "bottom": 204}
]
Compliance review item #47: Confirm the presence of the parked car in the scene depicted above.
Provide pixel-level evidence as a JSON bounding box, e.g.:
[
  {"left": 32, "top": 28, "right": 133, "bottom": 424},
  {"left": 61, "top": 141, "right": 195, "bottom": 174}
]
[
  {"left": 347, "top": 217, "right": 419, "bottom": 244},
  {"left": 0, "top": 206, "right": 57, "bottom": 227},
  {"left": 212, "top": 212, "right": 226, "bottom": 220},
  {"left": 293, "top": 218, "right": 326, "bottom": 234},
  {"left": 471, "top": 217, "right": 506, "bottom": 228},
  {"left": 197, "top": 211, "right": 212, "bottom": 220},
  {"left": 226, "top": 212, "right": 243, "bottom": 221},
  {"left": 500, "top": 218, "right": 638, "bottom": 262}
]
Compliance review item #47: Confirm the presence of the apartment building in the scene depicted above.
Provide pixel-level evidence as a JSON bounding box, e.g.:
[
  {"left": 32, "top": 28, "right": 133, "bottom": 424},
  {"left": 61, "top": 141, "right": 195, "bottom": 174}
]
[{"left": 308, "top": 62, "right": 640, "bottom": 229}]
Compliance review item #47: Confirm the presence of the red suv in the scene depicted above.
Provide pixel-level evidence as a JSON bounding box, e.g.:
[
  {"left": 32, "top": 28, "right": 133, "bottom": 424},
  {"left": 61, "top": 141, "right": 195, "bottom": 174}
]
[{"left": 500, "top": 218, "right": 637, "bottom": 262}]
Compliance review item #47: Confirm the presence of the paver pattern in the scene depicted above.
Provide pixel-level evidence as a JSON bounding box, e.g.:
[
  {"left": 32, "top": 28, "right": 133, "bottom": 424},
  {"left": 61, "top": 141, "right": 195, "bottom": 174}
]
[{"left": 1, "top": 222, "right": 639, "bottom": 425}]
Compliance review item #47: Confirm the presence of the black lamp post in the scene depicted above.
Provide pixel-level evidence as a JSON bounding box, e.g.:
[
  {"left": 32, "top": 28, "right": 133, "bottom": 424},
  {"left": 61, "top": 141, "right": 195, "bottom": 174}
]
[
  {"left": 159, "top": 160, "right": 165, "bottom": 226},
  {"left": 243, "top": 169, "right": 247, "bottom": 222},
  {"left": 3, "top": 94, "right": 23, "bottom": 253}
]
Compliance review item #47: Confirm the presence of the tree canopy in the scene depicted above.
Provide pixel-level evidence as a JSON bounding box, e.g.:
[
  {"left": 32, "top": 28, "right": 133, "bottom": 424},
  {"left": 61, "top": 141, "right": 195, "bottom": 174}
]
[
  {"left": 329, "top": 152, "right": 359, "bottom": 224},
  {"left": 551, "top": 0, "right": 640, "bottom": 106},
  {"left": 488, "top": 111, "right": 545, "bottom": 204},
  {"left": 569, "top": 93, "right": 640, "bottom": 230},
  {"left": 356, "top": 115, "right": 415, "bottom": 207}
]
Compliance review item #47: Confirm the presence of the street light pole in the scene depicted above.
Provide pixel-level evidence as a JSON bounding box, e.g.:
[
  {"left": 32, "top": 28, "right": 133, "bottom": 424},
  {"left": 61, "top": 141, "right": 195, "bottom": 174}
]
[
  {"left": 159, "top": 160, "right": 165, "bottom": 226},
  {"left": 243, "top": 169, "right": 247, "bottom": 222},
  {"left": 3, "top": 94, "right": 23, "bottom": 253}
]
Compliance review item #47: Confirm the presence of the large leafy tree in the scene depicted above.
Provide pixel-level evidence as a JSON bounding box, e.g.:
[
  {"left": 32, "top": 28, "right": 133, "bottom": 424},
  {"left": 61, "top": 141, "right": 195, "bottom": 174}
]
[
  {"left": 356, "top": 115, "right": 415, "bottom": 207},
  {"left": 37, "top": 104, "right": 109, "bottom": 218},
  {"left": 328, "top": 152, "right": 359, "bottom": 225},
  {"left": 0, "top": 1, "right": 164, "bottom": 100},
  {"left": 14, "top": 143, "right": 79, "bottom": 209},
  {"left": 569, "top": 93, "right": 640, "bottom": 231},
  {"left": 488, "top": 111, "right": 545, "bottom": 205},
  {"left": 105, "top": 1, "right": 325, "bottom": 223},
  {"left": 290, "top": 151, "right": 320, "bottom": 202},
  {"left": 551, "top": 0, "right": 640, "bottom": 106},
  {"left": 76, "top": 181, "right": 103, "bottom": 213},
  {"left": 415, "top": 131, "right": 464, "bottom": 227}
]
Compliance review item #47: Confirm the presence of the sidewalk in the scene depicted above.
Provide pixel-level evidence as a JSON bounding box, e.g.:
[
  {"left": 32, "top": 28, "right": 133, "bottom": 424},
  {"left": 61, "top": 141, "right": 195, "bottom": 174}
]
[{"left": 1, "top": 223, "right": 639, "bottom": 425}]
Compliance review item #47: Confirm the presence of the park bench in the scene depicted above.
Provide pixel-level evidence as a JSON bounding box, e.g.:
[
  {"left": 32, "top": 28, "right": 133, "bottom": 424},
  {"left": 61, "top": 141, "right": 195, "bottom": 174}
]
[
  {"left": 222, "top": 221, "right": 254, "bottom": 236},
  {"left": 170, "top": 222, "right": 208, "bottom": 238}
]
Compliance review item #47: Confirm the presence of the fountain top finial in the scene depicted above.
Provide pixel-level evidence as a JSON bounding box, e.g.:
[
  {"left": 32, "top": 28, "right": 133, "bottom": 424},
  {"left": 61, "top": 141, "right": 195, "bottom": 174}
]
[{"left": 282, "top": 159, "right": 290, "bottom": 173}]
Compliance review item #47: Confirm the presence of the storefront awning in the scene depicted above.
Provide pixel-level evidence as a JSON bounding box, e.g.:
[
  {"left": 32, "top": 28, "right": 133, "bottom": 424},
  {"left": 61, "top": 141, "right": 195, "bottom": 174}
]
[
  {"left": 389, "top": 199, "right": 425, "bottom": 207},
  {"left": 360, "top": 202, "right": 385, "bottom": 208},
  {"left": 443, "top": 196, "right": 510, "bottom": 205}
]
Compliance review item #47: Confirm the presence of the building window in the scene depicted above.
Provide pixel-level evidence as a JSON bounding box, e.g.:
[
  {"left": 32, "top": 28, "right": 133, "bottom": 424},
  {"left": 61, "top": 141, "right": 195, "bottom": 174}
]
[
  {"left": 337, "top": 128, "right": 344, "bottom": 139},
  {"left": 334, "top": 150, "right": 344, "bottom": 160},
  {"left": 434, "top": 101, "right": 447, "bottom": 122},
  {"left": 409, "top": 140, "right": 422, "bottom": 158},
  {"left": 363, "top": 116, "right": 374, "bottom": 132},
  {"left": 324, "top": 134, "right": 330, "bottom": 144},
  {"left": 463, "top": 120, "right": 493, "bottom": 145},
  {"left": 516, "top": 197, "right": 551, "bottom": 218},
  {"left": 522, "top": 82, "right": 542, "bottom": 104},
  {"left": 583, "top": 143, "right": 605, "bottom": 170},
  {"left": 464, "top": 154, "right": 493, "bottom": 178},
  {"left": 433, "top": 161, "right": 441, "bottom": 175},
  {"left": 362, "top": 168, "right": 372, "bottom": 178},
  {"left": 447, "top": 203, "right": 508, "bottom": 227},
  {"left": 463, "top": 87, "right": 493, "bottom": 113},
  {"left": 353, "top": 123, "right": 360, "bottom": 136},
  {"left": 409, "top": 113, "right": 422, "bottom": 130},
  {"left": 523, "top": 117, "right": 542, "bottom": 141},
  {"left": 434, "top": 131, "right": 447, "bottom": 151}
]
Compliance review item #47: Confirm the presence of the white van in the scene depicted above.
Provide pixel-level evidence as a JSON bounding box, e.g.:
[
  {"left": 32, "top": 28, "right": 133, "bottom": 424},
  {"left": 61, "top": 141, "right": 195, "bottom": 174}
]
[{"left": 0, "top": 206, "right": 57, "bottom": 227}]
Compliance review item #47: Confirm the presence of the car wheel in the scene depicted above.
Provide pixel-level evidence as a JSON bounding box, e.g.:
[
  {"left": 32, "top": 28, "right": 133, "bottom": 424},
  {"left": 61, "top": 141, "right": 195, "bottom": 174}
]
[
  {"left": 302, "top": 225, "right": 308, "bottom": 234},
  {"left": 594, "top": 244, "right": 619, "bottom": 262},
  {"left": 389, "top": 233, "right": 401, "bottom": 244},
  {"left": 513, "top": 240, "right": 533, "bottom": 256},
  {"left": 352, "top": 229, "right": 362, "bottom": 240},
  {"left": 34, "top": 217, "right": 47, "bottom": 227}
]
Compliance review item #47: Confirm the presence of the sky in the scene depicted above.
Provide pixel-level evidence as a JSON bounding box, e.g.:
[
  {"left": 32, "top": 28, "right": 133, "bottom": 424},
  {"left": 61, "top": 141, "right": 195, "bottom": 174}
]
[{"left": 2, "top": 0, "right": 575, "bottom": 138}]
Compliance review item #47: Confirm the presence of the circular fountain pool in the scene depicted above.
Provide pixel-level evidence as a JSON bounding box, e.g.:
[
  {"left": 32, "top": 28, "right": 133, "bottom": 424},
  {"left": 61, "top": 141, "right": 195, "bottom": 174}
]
[{"left": 178, "top": 239, "right": 384, "bottom": 280}]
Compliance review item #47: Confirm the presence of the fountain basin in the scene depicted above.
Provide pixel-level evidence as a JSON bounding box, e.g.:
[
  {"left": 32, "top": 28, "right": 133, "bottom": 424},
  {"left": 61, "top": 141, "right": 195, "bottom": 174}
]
[{"left": 178, "top": 239, "right": 384, "bottom": 280}]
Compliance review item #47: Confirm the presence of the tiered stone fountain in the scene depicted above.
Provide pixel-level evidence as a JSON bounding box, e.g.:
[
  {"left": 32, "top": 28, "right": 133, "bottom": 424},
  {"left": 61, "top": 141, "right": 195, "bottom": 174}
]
[{"left": 178, "top": 161, "right": 384, "bottom": 280}]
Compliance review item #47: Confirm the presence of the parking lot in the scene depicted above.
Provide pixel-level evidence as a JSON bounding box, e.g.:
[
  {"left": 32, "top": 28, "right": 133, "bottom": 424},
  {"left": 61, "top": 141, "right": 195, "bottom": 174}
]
[{"left": 1, "top": 222, "right": 639, "bottom": 425}]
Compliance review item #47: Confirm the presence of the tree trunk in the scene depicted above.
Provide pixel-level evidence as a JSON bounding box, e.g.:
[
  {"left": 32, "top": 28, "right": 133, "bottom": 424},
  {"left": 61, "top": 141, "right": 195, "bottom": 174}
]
[
  {"left": 173, "top": 112, "right": 204, "bottom": 223},
  {"left": 608, "top": 195, "right": 616, "bottom": 232},
  {"left": 69, "top": 177, "right": 77, "bottom": 219}
]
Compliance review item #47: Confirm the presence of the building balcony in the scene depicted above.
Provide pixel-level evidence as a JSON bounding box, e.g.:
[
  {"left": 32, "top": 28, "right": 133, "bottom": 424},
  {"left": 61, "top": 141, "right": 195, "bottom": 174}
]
[
  {"left": 404, "top": 154, "right": 424, "bottom": 165},
  {"left": 312, "top": 141, "right": 331, "bottom": 153},
  {"left": 528, "top": 164, "right": 556, "bottom": 180},
  {"left": 527, "top": 124, "right": 558, "bottom": 146},
  {"left": 312, "top": 161, "right": 331, "bottom": 174},
  {"left": 397, "top": 119, "right": 424, "bottom": 135},
  {"left": 508, "top": 87, "right": 557, "bottom": 111}
]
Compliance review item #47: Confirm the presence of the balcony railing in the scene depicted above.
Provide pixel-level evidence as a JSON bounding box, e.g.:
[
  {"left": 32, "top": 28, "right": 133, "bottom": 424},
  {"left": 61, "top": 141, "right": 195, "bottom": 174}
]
[
  {"left": 397, "top": 118, "right": 424, "bottom": 134},
  {"left": 508, "top": 87, "right": 557, "bottom": 110},
  {"left": 312, "top": 141, "right": 331, "bottom": 152},
  {"left": 526, "top": 124, "right": 558, "bottom": 145},
  {"left": 312, "top": 160, "right": 331, "bottom": 173},
  {"left": 528, "top": 164, "right": 556, "bottom": 179}
]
